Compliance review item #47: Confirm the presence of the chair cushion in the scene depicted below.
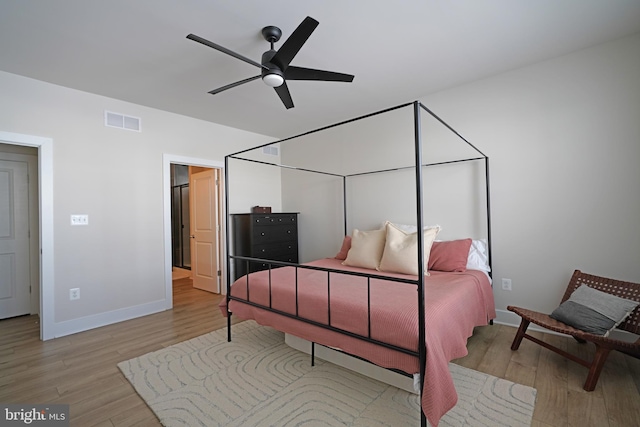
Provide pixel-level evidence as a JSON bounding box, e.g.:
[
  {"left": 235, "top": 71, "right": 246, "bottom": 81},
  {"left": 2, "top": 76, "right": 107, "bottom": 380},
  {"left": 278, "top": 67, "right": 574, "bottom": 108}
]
[{"left": 550, "top": 285, "right": 640, "bottom": 336}]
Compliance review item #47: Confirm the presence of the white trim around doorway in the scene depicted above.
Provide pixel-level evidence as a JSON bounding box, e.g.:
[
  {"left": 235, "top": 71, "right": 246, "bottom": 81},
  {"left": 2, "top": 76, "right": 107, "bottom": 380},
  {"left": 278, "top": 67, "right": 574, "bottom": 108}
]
[{"left": 0, "top": 131, "right": 54, "bottom": 340}]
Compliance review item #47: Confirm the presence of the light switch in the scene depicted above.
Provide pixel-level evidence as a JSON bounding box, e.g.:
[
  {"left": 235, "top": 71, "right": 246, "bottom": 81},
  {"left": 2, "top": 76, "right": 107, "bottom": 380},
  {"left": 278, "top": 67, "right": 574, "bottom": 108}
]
[{"left": 71, "top": 214, "right": 89, "bottom": 225}]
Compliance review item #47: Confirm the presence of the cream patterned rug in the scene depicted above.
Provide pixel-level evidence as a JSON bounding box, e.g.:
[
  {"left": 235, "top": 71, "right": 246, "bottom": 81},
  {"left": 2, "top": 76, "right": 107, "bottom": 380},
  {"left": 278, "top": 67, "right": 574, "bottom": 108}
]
[{"left": 118, "top": 321, "right": 536, "bottom": 426}]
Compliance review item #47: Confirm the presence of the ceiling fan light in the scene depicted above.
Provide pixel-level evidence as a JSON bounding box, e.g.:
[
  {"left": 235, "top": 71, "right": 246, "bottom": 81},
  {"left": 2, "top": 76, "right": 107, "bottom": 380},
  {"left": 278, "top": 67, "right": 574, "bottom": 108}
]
[{"left": 262, "top": 73, "right": 284, "bottom": 87}]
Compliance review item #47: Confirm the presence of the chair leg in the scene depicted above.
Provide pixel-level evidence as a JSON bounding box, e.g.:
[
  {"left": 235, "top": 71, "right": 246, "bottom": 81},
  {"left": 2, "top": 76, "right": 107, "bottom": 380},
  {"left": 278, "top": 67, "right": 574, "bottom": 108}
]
[
  {"left": 511, "top": 319, "right": 531, "bottom": 351},
  {"left": 583, "top": 346, "right": 611, "bottom": 391}
]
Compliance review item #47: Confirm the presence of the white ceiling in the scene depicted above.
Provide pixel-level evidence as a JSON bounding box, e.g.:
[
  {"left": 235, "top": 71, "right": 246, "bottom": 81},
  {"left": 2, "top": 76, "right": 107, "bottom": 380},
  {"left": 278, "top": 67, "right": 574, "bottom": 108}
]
[{"left": 2, "top": 0, "right": 640, "bottom": 138}]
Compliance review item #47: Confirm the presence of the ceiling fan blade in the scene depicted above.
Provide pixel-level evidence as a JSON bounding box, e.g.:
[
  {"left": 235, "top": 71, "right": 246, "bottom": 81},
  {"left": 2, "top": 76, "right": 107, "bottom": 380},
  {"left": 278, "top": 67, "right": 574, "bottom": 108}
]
[
  {"left": 208, "top": 75, "right": 261, "bottom": 95},
  {"left": 284, "top": 66, "right": 354, "bottom": 82},
  {"left": 270, "top": 17, "right": 319, "bottom": 70},
  {"left": 274, "top": 82, "right": 294, "bottom": 109},
  {"left": 187, "top": 34, "right": 268, "bottom": 70}
]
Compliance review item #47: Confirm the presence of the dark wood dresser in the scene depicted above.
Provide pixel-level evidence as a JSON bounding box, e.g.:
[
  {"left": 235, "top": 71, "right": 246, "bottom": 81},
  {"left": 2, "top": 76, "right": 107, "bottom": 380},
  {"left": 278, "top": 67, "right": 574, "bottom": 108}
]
[{"left": 231, "top": 213, "right": 299, "bottom": 281}]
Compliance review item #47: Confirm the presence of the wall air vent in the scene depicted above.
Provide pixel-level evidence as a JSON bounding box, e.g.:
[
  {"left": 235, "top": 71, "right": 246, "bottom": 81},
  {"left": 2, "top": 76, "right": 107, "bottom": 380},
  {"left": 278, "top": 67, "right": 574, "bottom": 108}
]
[
  {"left": 104, "top": 111, "right": 141, "bottom": 132},
  {"left": 262, "top": 145, "right": 279, "bottom": 156}
]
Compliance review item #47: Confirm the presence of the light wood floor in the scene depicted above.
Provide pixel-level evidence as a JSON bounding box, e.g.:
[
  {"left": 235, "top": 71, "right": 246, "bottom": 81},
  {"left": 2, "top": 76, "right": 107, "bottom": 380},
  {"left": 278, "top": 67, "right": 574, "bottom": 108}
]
[{"left": 1, "top": 279, "right": 639, "bottom": 426}]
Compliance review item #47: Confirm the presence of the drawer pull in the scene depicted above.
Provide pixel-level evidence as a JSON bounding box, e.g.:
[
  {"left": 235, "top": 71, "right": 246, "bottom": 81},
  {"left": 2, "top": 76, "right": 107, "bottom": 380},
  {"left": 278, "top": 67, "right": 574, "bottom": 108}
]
[{"left": 261, "top": 232, "right": 265, "bottom": 236}]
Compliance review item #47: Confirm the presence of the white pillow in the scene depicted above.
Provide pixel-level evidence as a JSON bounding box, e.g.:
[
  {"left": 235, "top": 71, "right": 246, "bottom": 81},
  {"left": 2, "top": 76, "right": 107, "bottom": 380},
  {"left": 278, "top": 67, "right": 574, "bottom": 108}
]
[
  {"left": 467, "top": 239, "right": 491, "bottom": 272},
  {"left": 342, "top": 228, "right": 386, "bottom": 270},
  {"left": 378, "top": 222, "right": 440, "bottom": 275}
]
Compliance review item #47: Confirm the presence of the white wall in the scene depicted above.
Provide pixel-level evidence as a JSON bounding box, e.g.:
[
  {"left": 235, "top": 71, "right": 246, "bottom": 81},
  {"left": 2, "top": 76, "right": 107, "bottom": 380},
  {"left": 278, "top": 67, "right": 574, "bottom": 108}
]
[
  {"left": 421, "top": 33, "right": 640, "bottom": 324},
  {"left": 227, "top": 147, "right": 283, "bottom": 214},
  {"left": 0, "top": 70, "right": 280, "bottom": 336},
  {"left": 280, "top": 103, "right": 488, "bottom": 263}
]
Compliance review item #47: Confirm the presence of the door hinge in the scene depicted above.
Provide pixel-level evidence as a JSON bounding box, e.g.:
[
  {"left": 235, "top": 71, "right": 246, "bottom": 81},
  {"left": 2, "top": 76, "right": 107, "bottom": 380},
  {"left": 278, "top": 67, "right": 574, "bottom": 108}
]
[
  {"left": 217, "top": 270, "right": 222, "bottom": 277},
  {"left": 30, "top": 285, "right": 32, "bottom": 294}
]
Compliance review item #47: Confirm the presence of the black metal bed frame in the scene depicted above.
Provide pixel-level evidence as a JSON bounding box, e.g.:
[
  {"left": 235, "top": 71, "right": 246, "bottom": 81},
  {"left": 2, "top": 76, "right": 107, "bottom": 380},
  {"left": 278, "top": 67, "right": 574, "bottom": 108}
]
[{"left": 223, "top": 101, "right": 492, "bottom": 427}]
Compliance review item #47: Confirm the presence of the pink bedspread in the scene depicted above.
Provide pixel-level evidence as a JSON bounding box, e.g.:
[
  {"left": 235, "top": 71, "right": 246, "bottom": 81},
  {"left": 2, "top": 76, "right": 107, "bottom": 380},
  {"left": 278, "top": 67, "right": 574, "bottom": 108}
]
[{"left": 219, "top": 258, "right": 496, "bottom": 426}]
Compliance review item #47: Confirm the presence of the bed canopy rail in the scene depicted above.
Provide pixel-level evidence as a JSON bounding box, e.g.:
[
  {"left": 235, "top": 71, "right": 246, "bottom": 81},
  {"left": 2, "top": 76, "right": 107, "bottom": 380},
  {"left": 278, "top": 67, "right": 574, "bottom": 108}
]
[{"left": 223, "top": 100, "right": 492, "bottom": 427}]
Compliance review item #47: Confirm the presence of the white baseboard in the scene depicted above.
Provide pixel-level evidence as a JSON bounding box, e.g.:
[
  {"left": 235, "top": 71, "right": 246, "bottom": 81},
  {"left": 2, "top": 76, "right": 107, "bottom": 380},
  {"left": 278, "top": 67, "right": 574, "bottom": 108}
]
[
  {"left": 493, "top": 309, "right": 522, "bottom": 328},
  {"left": 52, "top": 299, "right": 168, "bottom": 339},
  {"left": 493, "top": 308, "right": 568, "bottom": 337}
]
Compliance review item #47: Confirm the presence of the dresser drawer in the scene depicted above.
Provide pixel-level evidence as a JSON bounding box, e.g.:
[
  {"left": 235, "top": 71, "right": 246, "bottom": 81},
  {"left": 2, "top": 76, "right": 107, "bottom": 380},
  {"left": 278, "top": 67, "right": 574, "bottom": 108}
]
[
  {"left": 253, "top": 242, "right": 297, "bottom": 258},
  {"left": 252, "top": 214, "right": 297, "bottom": 226},
  {"left": 251, "top": 224, "right": 297, "bottom": 244},
  {"left": 250, "top": 254, "right": 298, "bottom": 271}
]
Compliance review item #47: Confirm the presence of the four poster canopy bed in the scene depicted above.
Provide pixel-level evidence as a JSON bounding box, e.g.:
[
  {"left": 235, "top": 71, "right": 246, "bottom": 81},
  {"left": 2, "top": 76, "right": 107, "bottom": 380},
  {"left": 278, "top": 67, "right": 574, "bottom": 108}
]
[{"left": 221, "top": 101, "right": 496, "bottom": 426}]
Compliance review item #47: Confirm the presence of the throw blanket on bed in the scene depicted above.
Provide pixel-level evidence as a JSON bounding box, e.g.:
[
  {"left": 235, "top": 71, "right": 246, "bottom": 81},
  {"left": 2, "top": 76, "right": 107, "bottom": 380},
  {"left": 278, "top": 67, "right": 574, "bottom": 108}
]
[{"left": 219, "top": 258, "right": 496, "bottom": 426}]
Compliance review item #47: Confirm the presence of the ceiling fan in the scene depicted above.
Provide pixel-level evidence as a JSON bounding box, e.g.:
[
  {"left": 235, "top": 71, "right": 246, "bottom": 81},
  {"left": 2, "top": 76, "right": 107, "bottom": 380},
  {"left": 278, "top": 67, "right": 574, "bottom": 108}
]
[{"left": 187, "top": 16, "right": 354, "bottom": 109}]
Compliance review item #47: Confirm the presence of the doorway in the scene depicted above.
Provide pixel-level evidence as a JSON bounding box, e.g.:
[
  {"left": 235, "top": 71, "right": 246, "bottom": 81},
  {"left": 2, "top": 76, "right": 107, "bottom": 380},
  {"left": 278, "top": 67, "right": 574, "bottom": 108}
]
[
  {"left": 163, "top": 155, "right": 225, "bottom": 309},
  {"left": 0, "top": 132, "right": 53, "bottom": 340},
  {"left": 0, "top": 144, "right": 39, "bottom": 320}
]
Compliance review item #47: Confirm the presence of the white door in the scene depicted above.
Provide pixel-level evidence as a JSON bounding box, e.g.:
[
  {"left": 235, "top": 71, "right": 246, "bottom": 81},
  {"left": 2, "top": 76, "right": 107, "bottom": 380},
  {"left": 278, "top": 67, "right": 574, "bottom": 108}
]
[
  {"left": 0, "top": 160, "right": 30, "bottom": 319},
  {"left": 190, "top": 169, "right": 221, "bottom": 293}
]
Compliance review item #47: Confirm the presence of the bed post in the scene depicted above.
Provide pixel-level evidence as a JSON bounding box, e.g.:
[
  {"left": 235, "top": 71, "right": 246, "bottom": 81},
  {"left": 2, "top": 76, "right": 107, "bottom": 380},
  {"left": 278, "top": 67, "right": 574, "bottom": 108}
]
[
  {"left": 342, "top": 176, "right": 348, "bottom": 236},
  {"left": 413, "top": 101, "right": 427, "bottom": 427},
  {"left": 484, "top": 156, "right": 494, "bottom": 325},
  {"left": 224, "top": 154, "right": 233, "bottom": 341},
  {"left": 485, "top": 157, "right": 493, "bottom": 276}
]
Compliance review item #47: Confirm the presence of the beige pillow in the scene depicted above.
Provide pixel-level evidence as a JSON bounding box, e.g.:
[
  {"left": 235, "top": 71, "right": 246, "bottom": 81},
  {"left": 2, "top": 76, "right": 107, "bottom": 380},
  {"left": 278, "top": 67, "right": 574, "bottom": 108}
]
[
  {"left": 342, "top": 228, "right": 386, "bottom": 270},
  {"left": 378, "top": 222, "right": 440, "bottom": 275}
]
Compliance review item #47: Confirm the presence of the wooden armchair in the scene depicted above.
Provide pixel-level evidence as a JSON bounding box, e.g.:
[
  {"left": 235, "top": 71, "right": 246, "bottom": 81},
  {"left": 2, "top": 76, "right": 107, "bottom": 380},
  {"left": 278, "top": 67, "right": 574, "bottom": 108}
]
[{"left": 508, "top": 270, "right": 640, "bottom": 391}]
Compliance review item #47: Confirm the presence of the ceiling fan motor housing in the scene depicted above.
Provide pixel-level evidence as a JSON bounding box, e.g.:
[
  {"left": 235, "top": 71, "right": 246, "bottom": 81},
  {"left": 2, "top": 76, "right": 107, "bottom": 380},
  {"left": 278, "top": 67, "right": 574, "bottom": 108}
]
[{"left": 261, "top": 50, "right": 284, "bottom": 87}]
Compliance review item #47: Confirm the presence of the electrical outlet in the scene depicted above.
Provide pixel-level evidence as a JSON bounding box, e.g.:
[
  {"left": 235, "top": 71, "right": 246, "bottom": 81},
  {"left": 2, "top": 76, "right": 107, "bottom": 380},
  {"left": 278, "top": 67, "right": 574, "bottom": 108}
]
[
  {"left": 70, "top": 288, "right": 80, "bottom": 300},
  {"left": 501, "top": 278, "right": 512, "bottom": 291}
]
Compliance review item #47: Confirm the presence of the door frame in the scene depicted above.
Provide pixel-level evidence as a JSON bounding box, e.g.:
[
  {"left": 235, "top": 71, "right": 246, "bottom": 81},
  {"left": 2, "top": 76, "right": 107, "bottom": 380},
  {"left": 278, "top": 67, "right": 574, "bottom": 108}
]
[
  {"left": 162, "top": 154, "right": 226, "bottom": 309},
  {"left": 0, "top": 131, "right": 54, "bottom": 340}
]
